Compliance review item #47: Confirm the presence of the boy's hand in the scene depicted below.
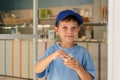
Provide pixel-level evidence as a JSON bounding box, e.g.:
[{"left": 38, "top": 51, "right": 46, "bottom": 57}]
[
  {"left": 51, "top": 50, "right": 68, "bottom": 60},
  {"left": 63, "top": 57, "right": 80, "bottom": 71}
]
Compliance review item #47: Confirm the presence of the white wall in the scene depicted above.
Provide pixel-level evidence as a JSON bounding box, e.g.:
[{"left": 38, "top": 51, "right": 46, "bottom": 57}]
[{"left": 108, "top": 0, "right": 120, "bottom": 80}]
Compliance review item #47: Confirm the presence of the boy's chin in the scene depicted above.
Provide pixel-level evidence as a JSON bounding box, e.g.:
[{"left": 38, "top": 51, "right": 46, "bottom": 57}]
[{"left": 64, "top": 39, "right": 74, "bottom": 43}]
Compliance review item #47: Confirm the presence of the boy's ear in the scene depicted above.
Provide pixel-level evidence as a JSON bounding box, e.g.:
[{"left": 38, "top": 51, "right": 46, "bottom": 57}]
[
  {"left": 54, "top": 27, "right": 59, "bottom": 34},
  {"left": 78, "top": 27, "right": 80, "bottom": 31}
]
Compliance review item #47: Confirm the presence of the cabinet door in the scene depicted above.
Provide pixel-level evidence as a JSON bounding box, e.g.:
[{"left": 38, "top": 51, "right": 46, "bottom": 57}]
[
  {"left": 0, "top": 40, "right": 5, "bottom": 75},
  {"left": 38, "top": 41, "right": 46, "bottom": 59},
  {"left": 78, "top": 42, "right": 107, "bottom": 80},
  {"left": 89, "top": 43, "right": 99, "bottom": 80},
  {"left": 6, "top": 41, "right": 12, "bottom": 76},
  {"left": 101, "top": 43, "right": 107, "bottom": 80}
]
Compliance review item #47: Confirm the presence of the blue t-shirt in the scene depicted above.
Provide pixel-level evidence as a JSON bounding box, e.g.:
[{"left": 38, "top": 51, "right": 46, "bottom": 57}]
[{"left": 36, "top": 43, "right": 96, "bottom": 80}]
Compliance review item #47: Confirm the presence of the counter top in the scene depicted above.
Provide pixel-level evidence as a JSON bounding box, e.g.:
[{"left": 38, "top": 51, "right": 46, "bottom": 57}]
[{"left": 37, "top": 39, "right": 107, "bottom": 43}]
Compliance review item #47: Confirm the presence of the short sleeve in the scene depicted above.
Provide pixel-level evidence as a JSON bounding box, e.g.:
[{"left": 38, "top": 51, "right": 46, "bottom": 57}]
[
  {"left": 35, "top": 46, "right": 55, "bottom": 78},
  {"left": 36, "top": 65, "right": 50, "bottom": 78},
  {"left": 82, "top": 49, "right": 96, "bottom": 80}
]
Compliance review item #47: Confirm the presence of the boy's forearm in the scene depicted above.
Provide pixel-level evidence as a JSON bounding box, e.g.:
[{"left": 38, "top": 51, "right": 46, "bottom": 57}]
[
  {"left": 76, "top": 64, "right": 92, "bottom": 80},
  {"left": 34, "top": 54, "right": 54, "bottom": 73}
]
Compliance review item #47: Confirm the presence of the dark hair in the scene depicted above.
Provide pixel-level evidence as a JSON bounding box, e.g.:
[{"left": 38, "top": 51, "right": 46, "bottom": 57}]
[{"left": 56, "top": 15, "right": 79, "bottom": 27}]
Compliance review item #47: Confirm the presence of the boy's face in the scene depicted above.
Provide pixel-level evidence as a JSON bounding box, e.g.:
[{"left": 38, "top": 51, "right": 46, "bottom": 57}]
[{"left": 55, "top": 20, "right": 80, "bottom": 43}]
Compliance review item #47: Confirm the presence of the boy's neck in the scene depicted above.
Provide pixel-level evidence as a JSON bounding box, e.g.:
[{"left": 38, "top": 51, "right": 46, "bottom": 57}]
[{"left": 60, "top": 42, "right": 76, "bottom": 48}]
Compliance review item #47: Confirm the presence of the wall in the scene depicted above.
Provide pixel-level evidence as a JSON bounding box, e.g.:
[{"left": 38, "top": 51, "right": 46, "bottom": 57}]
[
  {"left": 0, "top": 0, "right": 33, "bottom": 11},
  {"left": 38, "top": 0, "right": 93, "bottom": 8},
  {"left": 0, "top": 0, "right": 93, "bottom": 11},
  {"left": 108, "top": 0, "right": 120, "bottom": 79}
]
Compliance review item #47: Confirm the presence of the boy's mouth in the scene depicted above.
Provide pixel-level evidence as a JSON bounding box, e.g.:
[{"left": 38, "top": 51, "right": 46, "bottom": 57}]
[{"left": 65, "top": 35, "right": 74, "bottom": 37}]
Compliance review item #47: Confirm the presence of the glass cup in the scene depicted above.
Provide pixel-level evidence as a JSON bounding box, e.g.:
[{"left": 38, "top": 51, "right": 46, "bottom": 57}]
[{"left": 100, "top": 6, "right": 108, "bottom": 23}]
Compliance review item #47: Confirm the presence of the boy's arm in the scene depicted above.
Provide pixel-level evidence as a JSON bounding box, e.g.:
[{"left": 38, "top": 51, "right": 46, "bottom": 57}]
[
  {"left": 34, "top": 53, "right": 54, "bottom": 73},
  {"left": 76, "top": 64, "right": 92, "bottom": 80},
  {"left": 34, "top": 50, "right": 66, "bottom": 73}
]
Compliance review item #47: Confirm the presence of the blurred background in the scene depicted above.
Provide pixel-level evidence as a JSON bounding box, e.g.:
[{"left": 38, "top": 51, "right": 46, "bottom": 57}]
[{"left": 0, "top": 0, "right": 108, "bottom": 80}]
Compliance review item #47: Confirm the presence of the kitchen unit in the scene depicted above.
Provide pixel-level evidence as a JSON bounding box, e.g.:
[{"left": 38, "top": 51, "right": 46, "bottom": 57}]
[
  {"left": 0, "top": 40, "right": 107, "bottom": 80},
  {"left": 0, "top": 0, "right": 108, "bottom": 80}
]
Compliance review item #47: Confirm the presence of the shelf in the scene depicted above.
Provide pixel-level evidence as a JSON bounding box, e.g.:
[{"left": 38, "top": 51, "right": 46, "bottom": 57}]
[
  {"left": 0, "top": 22, "right": 107, "bottom": 28},
  {"left": 0, "top": 34, "right": 39, "bottom": 39},
  {"left": 0, "top": 22, "right": 4, "bottom": 26},
  {"left": 0, "top": 23, "right": 32, "bottom": 28},
  {"left": 0, "top": 24, "right": 33, "bottom": 34},
  {"left": 82, "top": 22, "right": 107, "bottom": 26},
  {"left": 39, "top": 17, "right": 56, "bottom": 20},
  {"left": 38, "top": 18, "right": 107, "bottom": 26}
]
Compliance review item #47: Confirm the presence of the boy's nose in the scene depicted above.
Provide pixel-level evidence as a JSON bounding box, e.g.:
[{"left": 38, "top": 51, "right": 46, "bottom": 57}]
[{"left": 67, "top": 29, "right": 73, "bottom": 33}]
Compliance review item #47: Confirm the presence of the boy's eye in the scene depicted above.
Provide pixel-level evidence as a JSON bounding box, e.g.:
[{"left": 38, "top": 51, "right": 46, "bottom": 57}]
[
  {"left": 63, "top": 27, "right": 67, "bottom": 29},
  {"left": 61, "top": 27, "right": 67, "bottom": 30},
  {"left": 71, "top": 27, "right": 78, "bottom": 31},
  {"left": 72, "top": 27, "right": 77, "bottom": 29},
  {"left": 60, "top": 26, "right": 78, "bottom": 31}
]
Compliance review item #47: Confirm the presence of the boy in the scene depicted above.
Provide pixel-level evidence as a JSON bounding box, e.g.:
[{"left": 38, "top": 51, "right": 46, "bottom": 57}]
[{"left": 34, "top": 10, "right": 96, "bottom": 80}]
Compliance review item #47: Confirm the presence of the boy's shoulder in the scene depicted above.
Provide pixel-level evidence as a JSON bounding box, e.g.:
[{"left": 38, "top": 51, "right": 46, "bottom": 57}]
[
  {"left": 76, "top": 44, "right": 87, "bottom": 50},
  {"left": 47, "top": 44, "right": 58, "bottom": 51},
  {"left": 48, "top": 44, "right": 57, "bottom": 48},
  {"left": 76, "top": 44, "right": 89, "bottom": 53}
]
